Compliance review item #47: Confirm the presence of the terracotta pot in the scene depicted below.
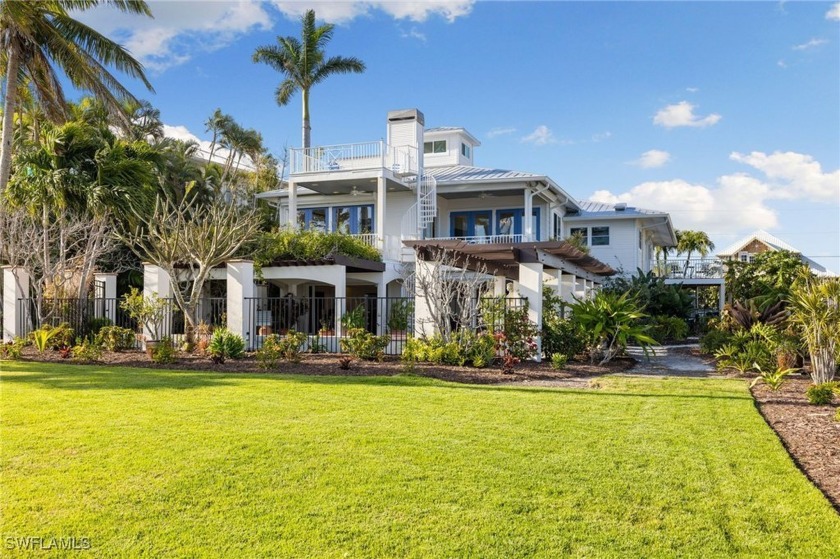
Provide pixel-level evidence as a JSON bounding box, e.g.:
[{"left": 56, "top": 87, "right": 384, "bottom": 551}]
[
  {"left": 776, "top": 351, "right": 797, "bottom": 370},
  {"left": 258, "top": 326, "right": 273, "bottom": 336},
  {"left": 144, "top": 340, "right": 159, "bottom": 359}
]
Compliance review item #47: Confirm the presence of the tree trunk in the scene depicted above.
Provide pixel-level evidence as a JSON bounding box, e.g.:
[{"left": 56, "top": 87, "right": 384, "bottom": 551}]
[
  {"left": 1, "top": 40, "right": 22, "bottom": 193},
  {"left": 302, "top": 88, "right": 311, "bottom": 149}
]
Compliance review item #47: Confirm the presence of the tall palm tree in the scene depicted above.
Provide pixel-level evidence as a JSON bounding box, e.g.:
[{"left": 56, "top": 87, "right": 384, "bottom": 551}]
[
  {"left": 252, "top": 9, "right": 365, "bottom": 149},
  {"left": 0, "top": 0, "right": 154, "bottom": 192},
  {"left": 205, "top": 108, "right": 232, "bottom": 163},
  {"left": 675, "top": 230, "right": 715, "bottom": 275}
]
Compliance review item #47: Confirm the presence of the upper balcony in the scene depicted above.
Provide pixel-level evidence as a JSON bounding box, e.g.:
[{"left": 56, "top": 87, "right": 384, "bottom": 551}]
[
  {"left": 290, "top": 141, "right": 418, "bottom": 179},
  {"left": 656, "top": 258, "right": 725, "bottom": 280}
]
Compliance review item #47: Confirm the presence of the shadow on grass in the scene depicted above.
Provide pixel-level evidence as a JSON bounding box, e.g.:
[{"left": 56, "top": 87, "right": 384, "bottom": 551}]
[{"left": 0, "top": 362, "right": 750, "bottom": 401}]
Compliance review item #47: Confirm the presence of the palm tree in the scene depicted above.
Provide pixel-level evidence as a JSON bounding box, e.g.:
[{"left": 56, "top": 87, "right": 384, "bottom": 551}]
[
  {"left": 205, "top": 108, "right": 232, "bottom": 163},
  {"left": 675, "top": 230, "right": 715, "bottom": 276},
  {"left": 0, "top": 0, "right": 154, "bottom": 192},
  {"left": 252, "top": 9, "right": 365, "bottom": 149}
]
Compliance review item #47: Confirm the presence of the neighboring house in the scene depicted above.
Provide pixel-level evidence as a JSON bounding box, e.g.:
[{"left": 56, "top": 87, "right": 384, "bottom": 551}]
[
  {"left": 564, "top": 201, "right": 676, "bottom": 275},
  {"left": 716, "top": 229, "right": 829, "bottom": 275}
]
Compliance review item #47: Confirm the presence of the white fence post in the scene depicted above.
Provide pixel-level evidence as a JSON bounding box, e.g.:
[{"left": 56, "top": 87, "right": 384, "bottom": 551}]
[
  {"left": 226, "top": 261, "right": 254, "bottom": 344},
  {"left": 142, "top": 264, "right": 172, "bottom": 341},
  {"left": 2, "top": 266, "right": 30, "bottom": 342},
  {"left": 518, "top": 262, "right": 543, "bottom": 362}
]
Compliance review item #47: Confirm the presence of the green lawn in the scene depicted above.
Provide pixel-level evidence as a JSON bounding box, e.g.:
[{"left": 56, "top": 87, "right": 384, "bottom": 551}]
[{"left": 1, "top": 363, "right": 838, "bottom": 558}]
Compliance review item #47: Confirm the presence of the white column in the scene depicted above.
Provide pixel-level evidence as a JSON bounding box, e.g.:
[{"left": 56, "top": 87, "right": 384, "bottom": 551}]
[
  {"left": 226, "top": 260, "right": 254, "bottom": 345},
  {"left": 719, "top": 283, "right": 726, "bottom": 313},
  {"left": 518, "top": 262, "right": 543, "bottom": 362},
  {"left": 523, "top": 188, "right": 533, "bottom": 241},
  {"left": 575, "top": 277, "right": 587, "bottom": 300},
  {"left": 376, "top": 176, "right": 387, "bottom": 252},
  {"left": 287, "top": 180, "right": 297, "bottom": 229},
  {"left": 3, "top": 266, "right": 30, "bottom": 342},
  {"left": 493, "top": 276, "right": 507, "bottom": 297},
  {"left": 333, "top": 273, "right": 346, "bottom": 338},
  {"left": 561, "top": 273, "right": 576, "bottom": 305},
  {"left": 142, "top": 264, "right": 171, "bottom": 341},
  {"left": 94, "top": 272, "right": 118, "bottom": 323},
  {"left": 413, "top": 258, "right": 436, "bottom": 338}
]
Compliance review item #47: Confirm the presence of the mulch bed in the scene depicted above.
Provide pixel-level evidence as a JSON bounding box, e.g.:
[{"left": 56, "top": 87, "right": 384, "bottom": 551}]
[
  {"left": 751, "top": 376, "right": 840, "bottom": 512},
  {"left": 15, "top": 346, "right": 636, "bottom": 386}
]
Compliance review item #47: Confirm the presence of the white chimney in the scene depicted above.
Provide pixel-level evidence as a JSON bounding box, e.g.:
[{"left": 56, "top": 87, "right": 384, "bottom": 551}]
[{"left": 387, "top": 109, "right": 424, "bottom": 172}]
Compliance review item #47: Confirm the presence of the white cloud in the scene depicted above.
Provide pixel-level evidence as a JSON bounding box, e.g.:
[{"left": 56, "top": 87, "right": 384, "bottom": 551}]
[
  {"left": 730, "top": 151, "right": 840, "bottom": 202},
  {"left": 686, "top": 87, "right": 699, "bottom": 93},
  {"left": 827, "top": 2, "right": 840, "bottom": 21},
  {"left": 520, "top": 125, "right": 556, "bottom": 146},
  {"left": 588, "top": 151, "right": 837, "bottom": 235},
  {"left": 631, "top": 149, "right": 671, "bottom": 169},
  {"left": 591, "top": 131, "right": 613, "bottom": 142},
  {"left": 73, "top": 0, "right": 272, "bottom": 72},
  {"left": 486, "top": 127, "right": 516, "bottom": 138},
  {"left": 653, "top": 101, "right": 722, "bottom": 128},
  {"left": 777, "top": 59, "right": 788, "bottom": 68},
  {"left": 399, "top": 26, "right": 427, "bottom": 42},
  {"left": 271, "top": 1, "right": 474, "bottom": 23},
  {"left": 74, "top": 1, "right": 473, "bottom": 73},
  {"left": 793, "top": 38, "right": 828, "bottom": 51}
]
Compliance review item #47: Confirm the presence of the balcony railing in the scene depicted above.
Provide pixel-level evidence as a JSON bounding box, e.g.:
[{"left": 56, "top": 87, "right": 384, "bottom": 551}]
[
  {"left": 290, "top": 141, "right": 418, "bottom": 176},
  {"left": 432, "top": 234, "right": 528, "bottom": 244},
  {"left": 656, "top": 258, "right": 725, "bottom": 279}
]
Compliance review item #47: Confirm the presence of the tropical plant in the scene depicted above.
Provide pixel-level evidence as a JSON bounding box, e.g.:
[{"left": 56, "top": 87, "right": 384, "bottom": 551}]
[
  {"left": 570, "top": 291, "right": 657, "bottom": 365},
  {"left": 602, "top": 270, "right": 693, "bottom": 318},
  {"left": 0, "top": 337, "right": 27, "bottom": 360},
  {"left": 97, "top": 326, "right": 136, "bottom": 352},
  {"left": 699, "top": 329, "right": 732, "bottom": 355},
  {"left": 542, "top": 285, "right": 587, "bottom": 360},
  {"left": 387, "top": 300, "right": 413, "bottom": 332},
  {"left": 0, "top": 0, "right": 154, "bottom": 191},
  {"left": 340, "top": 328, "right": 390, "bottom": 361},
  {"left": 725, "top": 250, "right": 811, "bottom": 306},
  {"left": 675, "top": 230, "right": 715, "bottom": 276},
  {"left": 150, "top": 336, "right": 177, "bottom": 364},
  {"left": 254, "top": 229, "right": 382, "bottom": 267},
  {"left": 550, "top": 353, "right": 568, "bottom": 370},
  {"left": 120, "top": 288, "right": 167, "bottom": 341},
  {"left": 750, "top": 364, "right": 795, "bottom": 391},
  {"left": 788, "top": 278, "right": 840, "bottom": 384},
  {"left": 341, "top": 305, "right": 367, "bottom": 330},
  {"left": 648, "top": 315, "right": 689, "bottom": 343},
  {"left": 30, "top": 326, "right": 58, "bottom": 352},
  {"left": 805, "top": 383, "right": 837, "bottom": 406},
  {"left": 208, "top": 328, "right": 246, "bottom": 364},
  {"left": 252, "top": 9, "right": 365, "bottom": 148},
  {"left": 72, "top": 337, "right": 103, "bottom": 362}
]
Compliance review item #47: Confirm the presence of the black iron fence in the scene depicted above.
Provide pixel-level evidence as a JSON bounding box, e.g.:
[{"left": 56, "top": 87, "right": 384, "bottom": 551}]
[
  {"left": 245, "top": 296, "right": 414, "bottom": 355},
  {"left": 15, "top": 297, "right": 228, "bottom": 345}
]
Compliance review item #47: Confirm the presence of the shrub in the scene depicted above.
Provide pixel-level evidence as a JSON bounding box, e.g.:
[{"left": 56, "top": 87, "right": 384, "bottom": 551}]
[
  {"left": 542, "top": 317, "right": 587, "bottom": 361},
  {"left": 97, "top": 326, "right": 136, "bottom": 352},
  {"left": 208, "top": 328, "right": 245, "bottom": 364},
  {"left": 387, "top": 300, "right": 413, "bottom": 332},
  {"left": 648, "top": 315, "right": 689, "bottom": 343},
  {"left": 550, "top": 353, "right": 568, "bottom": 370},
  {"left": 570, "top": 291, "right": 657, "bottom": 365},
  {"left": 0, "top": 338, "right": 26, "bottom": 360},
  {"left": 805, "top": 383, "right": 837, "bottom": 406},
  {"left": 338, "top": 356, "right": 353, "bottom": 370},
  {"left": 72, "top": 337, "right": 103, "bottom": 362},
  {"left": 258, "top": 330, "right": 307, "bottom": 366},
  {"left": 835, "top": 408, "right": 840, "bottom": 423},
  {"left": 749, "top": 364, "right": 795, "bottom": 391},
  {"left": 340, "top": 328, "right": 390, "bottom": 361},
  {"left": 254, "top": 229, "right": 382, "bottom": 267},
  {"left": 700, "top": 329, "right": 732, "bottom": 355},
  {"left": 341, "top": 305, "right": 366, "bottom": 330},
  {"left": 308, "top": 336, "right": 327, "bottom": 354},
  {"left": 402, "top": 332, "right": 496, "bottom": 368},
  {"left": 151, "top": 337, "right": 177, "bottom": 364},
  {"left": 120, "top": 288, "right": 167, "bottom": 341}
]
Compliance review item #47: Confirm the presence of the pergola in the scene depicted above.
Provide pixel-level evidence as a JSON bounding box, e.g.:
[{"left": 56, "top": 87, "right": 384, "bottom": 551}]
[{"left": 404, "top": 239, "right": 615, "bottom": 361}]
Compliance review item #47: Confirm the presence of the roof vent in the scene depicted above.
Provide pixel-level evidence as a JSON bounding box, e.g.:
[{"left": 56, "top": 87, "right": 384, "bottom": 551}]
[{"left": 614, "top": 203, "right": 627, "bottom": 211}]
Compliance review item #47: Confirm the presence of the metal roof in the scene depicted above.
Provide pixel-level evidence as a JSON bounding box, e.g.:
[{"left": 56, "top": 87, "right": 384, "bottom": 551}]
[
  {"left": 427, "top": 165, "right": 544, "bottom": 183},
  {"left": 717, "top": 229, "right": 799, "bottom": 256},
  {"left": 571, "top": 200, "right": 669, "bottom": 217}
]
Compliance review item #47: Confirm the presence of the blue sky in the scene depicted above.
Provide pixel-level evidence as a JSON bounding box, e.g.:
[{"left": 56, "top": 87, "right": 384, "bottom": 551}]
[{"left": 76, "top": 1, "right": 840, "bottom": 272}]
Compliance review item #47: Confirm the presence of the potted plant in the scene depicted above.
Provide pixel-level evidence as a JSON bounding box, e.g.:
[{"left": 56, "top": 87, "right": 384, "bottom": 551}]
[
  {"left": 387, "top": 300, "right": 413, "bottom": 337},
  {"left": 120, "top": 288, "right": 168, "bottom": 358},
  {"left": 318, "top": 319, "right": 335, "bottom": 337}
]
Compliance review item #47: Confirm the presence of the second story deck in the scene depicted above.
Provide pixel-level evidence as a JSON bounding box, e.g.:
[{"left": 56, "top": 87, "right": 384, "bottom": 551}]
[
  {"left": 290, "top": 141, "right": 419, "bottom": 179},
  {"left": 656, "top": 258, "right": 725, "bottom": 280}
]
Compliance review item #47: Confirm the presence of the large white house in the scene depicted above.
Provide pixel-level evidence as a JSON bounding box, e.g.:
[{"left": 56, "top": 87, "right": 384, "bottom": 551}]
[{"left": 258, "top": 108, "right": 677, "bottom": 299}]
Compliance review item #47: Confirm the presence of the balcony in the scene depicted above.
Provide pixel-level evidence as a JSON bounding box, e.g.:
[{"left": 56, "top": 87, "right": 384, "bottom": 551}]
[
  {"left": 432, "top": 234, "right": 529, "bottom": 244},
  {"left": 290, "top": 141, "right": 418, "bottom": 177},
  {"left": 657, "top": 258, "right": 725, "bottom": 279}
]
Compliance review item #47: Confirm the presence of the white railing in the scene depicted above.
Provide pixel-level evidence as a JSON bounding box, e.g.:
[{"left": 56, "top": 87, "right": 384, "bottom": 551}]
[
  {"left": 431, "top": 234, "right": 527, "bottom": 244},
  {"left": 349, "top": 233, "right": 378, "bottom": 248},
  {"left": 290, "top": 141, "right": 418, "bottom": 176}
]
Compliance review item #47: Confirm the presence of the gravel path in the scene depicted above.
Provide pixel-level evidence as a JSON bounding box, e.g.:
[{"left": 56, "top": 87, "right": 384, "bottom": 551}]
[{"left": 623, "top": 344, "right": 716, "bottom": 377}]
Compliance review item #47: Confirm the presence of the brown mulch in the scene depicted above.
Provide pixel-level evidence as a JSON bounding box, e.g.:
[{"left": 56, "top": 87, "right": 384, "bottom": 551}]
[
  {"left": 15, "top": 346, "right": 636, "bottom": 386},
  {"left": 751, "top": 376, "right": 840, "bottom": 512}
]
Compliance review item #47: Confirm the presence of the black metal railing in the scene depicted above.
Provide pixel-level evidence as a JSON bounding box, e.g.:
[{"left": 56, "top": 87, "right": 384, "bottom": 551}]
[{"left": 245, "top": 296, "right": 414, "bottom": 354}]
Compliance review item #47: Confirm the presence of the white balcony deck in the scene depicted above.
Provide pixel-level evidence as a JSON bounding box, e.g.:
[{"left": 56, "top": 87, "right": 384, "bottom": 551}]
[{"left": 290, "top": 141, "right": 418, "bottom": 178}]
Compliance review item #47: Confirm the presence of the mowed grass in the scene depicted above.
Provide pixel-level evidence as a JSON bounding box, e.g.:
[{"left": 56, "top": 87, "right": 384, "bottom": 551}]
[{"left": 1, "top": 363, "right": 839, "bottom": 558}]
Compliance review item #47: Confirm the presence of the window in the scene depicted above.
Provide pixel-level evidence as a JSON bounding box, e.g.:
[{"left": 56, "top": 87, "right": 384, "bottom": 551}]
[
  {"left": 570, "top": 227, "right": 588, "bottom": 246},
  {"left": 450, "top": 211, "right": 492, "bottom": 238},
  {"left": 461, "top": 143, "right": 471, "bottom": 158},
  {"left": 298, "top": 208, "right": 328, "bottom": 232},
  {"left": 591, "top": 227, "right": 610, "bottom": 246},
  {"left": 639, "top": 230, "right": 643, "bottom": 250},
  {"left": 332, "top": 205, "right": 374, "bottom": 235},
  {"left": 553, "top": 214, "right": 562, "bottom": 240},
  {"left": 495, "top": 208, "right": 541, "bottom": 240},
  {"left": 739, "top": 252, "right": 753, "bottom": 263},
  {"left": 423, "top": 140, "right": 446, "bottom": 154}
]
